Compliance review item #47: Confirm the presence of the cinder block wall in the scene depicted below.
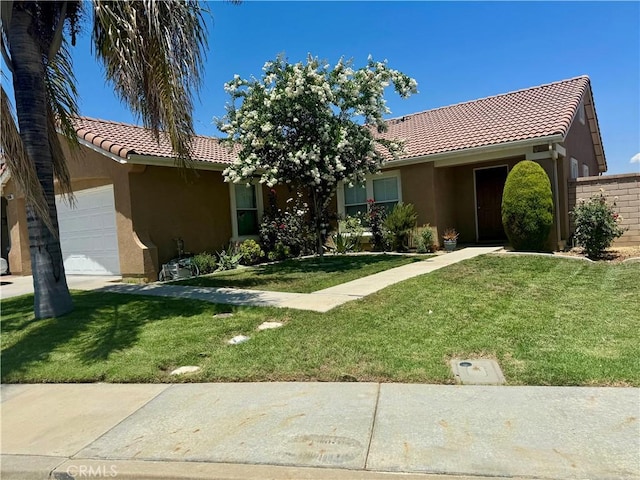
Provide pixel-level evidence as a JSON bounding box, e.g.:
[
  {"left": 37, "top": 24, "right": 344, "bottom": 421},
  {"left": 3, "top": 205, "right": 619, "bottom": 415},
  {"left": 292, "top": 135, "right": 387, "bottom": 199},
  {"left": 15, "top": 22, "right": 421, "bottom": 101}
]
[{"left": 568, "top": 173, "right": 640, "bottom": 246}]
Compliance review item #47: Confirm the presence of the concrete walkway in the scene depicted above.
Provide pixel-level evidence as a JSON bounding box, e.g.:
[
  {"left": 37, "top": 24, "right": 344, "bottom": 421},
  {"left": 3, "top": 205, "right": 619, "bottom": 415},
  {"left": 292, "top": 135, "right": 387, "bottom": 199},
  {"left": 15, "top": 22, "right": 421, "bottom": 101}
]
[
  {"left": 0, "top": 247, "right": 501, "bottom": 311},
  {"left": 97, "top": 247, "right": 502, "bottom": 312},
  {"left": 2, "top": 383, "right": 638, "bottom": 480}
]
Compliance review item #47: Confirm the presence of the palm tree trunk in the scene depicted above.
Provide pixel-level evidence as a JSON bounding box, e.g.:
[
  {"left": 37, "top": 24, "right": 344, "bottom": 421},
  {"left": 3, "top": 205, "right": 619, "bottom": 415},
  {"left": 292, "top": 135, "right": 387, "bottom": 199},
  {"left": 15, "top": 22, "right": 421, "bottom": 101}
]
[{"left": 9, "top": 8, "right": 73, "bottom": 318}]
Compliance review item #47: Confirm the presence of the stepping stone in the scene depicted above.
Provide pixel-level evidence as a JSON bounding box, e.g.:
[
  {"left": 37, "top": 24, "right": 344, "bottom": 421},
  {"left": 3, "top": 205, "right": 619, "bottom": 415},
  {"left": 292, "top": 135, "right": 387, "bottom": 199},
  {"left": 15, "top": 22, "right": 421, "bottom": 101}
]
[
  {"left": 214, "top": 313, "right": 234, "bottom": 319},
  {"left": 170, "top": 366, "right": 201, "bottom": 376},
  {"left": 450, "top": 359, "right": 505, "bottom": 385},
  {"left": 257, "top": 321, "right": 283, "bottom": 331},
  {"left": 227, "top": 335, "right": 250, "bottom": 345}
]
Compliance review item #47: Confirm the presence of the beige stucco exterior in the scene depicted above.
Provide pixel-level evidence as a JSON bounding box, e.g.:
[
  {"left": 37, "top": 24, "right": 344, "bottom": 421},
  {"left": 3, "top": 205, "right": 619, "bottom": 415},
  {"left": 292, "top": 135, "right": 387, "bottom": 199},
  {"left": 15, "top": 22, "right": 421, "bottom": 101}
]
[
  {"left": 387, "top": 93, "right": 606, "bottom": 251},
  {"left": 4, "top": 142, "right": 234, "bottom": 281}
]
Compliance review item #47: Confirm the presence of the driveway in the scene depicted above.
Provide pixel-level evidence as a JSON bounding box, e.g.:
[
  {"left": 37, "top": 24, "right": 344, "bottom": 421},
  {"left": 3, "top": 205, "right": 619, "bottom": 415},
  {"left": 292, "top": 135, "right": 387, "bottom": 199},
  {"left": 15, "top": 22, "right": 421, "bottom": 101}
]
[{"left": 0, "top": 275, "right": 122, "bottom": 300}]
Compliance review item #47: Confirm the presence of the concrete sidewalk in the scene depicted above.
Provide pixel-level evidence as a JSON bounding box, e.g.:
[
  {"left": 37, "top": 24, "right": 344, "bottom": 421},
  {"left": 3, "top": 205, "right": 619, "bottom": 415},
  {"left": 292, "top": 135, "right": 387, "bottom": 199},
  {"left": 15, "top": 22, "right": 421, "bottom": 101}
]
[
  {"left": 2, "top": 383, "right": 638, "bottom": 480},
  {"left": 97, "top": 247, "right": 502, "bottom": 312}
]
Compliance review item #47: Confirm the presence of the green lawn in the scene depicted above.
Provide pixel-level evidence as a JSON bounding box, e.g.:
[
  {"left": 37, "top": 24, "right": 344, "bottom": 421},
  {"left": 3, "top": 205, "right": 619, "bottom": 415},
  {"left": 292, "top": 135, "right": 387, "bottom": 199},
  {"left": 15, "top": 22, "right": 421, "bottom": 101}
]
[
  {"left": 2, "top": 255, "right": 638, "bottom": 385},
  {"left": 174, "top": 254, "right": 428, "bottom": 293}
]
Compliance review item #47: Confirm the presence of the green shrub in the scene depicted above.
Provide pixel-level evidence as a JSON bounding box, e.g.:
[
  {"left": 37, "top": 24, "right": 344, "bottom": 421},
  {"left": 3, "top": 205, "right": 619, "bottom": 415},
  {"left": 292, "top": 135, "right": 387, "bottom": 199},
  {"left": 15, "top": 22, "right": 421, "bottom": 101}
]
[
  {"left": 415, "top": 224, "right": 435, "bottom": 253},
  {"left": 571, "top": 189, "right": 626, "bottom": 258},
  {"left": 384, "top": 202, "right": 418, "bottom": 252},
  {"left": 267, "top": 241, "right": 291, "bottom": 262},
  {"left": 191, "top": 252, "right": 217, "bottom": 275},
  {"left": 501, "top": 161, "right": 554, "bottom": 251},
  {"left": 327, "top": 215, "right": 364, "bottom": 254},
  {"left": 238, "top": 239, "right": 264, "bottom": 265},
  {"left": 216, "top": 244, "right": 243, "bottom": 271}
]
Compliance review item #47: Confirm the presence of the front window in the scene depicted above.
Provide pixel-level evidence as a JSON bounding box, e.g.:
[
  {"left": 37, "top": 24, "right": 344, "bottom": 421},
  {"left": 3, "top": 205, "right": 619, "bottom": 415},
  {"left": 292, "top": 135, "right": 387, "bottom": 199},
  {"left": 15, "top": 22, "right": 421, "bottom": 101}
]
[
  {"left": 340, "top": 171, "right": 401, "bottom": 218},
  {"left": 234, "top": 184, "right": 259, "bottom": 236},
  {"left": 372, "top": 176, "right": 399, "bottom": 212},
  {"left": 582, "top": 164, "right": 589, "bottom": 177},
  {"left": 344, "top": 181, "right": 368, "bottom": 217}
]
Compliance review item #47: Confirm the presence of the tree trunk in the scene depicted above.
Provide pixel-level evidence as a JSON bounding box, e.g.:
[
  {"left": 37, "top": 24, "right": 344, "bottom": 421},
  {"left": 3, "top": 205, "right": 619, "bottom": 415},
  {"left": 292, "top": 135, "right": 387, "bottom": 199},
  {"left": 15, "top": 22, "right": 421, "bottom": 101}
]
[
  {"left": 310, "top": 189, "right": 324, "bottom": 257},
  {"left": 9, "top": 8, "right": 73, "bottom": 318}
]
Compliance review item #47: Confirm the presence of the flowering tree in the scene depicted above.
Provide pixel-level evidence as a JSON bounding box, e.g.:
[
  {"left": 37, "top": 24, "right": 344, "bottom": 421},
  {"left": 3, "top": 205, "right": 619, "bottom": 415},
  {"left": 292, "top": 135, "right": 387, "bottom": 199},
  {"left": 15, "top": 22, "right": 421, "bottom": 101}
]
[{"left": 218, "top": 54, "right": 418, "bottom": 254}]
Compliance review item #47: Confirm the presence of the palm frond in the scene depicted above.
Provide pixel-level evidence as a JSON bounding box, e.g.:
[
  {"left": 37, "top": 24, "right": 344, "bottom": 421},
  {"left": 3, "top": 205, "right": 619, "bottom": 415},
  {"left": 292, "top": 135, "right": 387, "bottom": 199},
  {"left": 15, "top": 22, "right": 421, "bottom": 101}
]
[
  {"left": 0, "top": 85, "right": 52, "bottom": 231},
  {"left": 44, "top": 36, "right": 79, "bottom": 203},
  {"left": 92, "top": 0, "right": 209, "bottom": 169}
]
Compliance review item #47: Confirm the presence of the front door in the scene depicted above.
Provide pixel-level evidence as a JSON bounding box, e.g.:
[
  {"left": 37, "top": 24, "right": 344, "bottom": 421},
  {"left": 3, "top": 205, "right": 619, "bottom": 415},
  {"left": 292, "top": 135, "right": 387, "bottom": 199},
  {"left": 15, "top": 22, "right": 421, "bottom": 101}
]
[{"left": 475, "top": 166, "right": 508, "bottom": 241}]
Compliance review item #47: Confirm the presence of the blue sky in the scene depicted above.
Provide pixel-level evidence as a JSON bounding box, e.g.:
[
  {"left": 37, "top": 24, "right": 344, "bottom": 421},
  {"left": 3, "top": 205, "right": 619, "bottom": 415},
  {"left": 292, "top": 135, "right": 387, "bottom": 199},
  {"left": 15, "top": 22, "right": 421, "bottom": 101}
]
[{"left": 4, "top": 1, "right": 640, "bottom": 174}]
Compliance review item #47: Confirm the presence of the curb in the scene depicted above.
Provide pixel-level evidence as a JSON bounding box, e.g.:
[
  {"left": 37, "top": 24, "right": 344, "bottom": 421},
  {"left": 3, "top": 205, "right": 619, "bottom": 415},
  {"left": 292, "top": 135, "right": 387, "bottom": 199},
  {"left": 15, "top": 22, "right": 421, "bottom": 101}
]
[{"left": 1, "top": 456, "right": 528, "bottom": 480}]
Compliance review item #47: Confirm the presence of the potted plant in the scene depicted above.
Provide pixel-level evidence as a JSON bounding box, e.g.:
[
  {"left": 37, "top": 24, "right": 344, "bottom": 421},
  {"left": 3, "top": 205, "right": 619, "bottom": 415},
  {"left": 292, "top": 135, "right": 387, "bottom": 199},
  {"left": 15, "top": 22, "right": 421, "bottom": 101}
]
[{"left": 442, "top": 228, "right": 459, "bottom": 252}]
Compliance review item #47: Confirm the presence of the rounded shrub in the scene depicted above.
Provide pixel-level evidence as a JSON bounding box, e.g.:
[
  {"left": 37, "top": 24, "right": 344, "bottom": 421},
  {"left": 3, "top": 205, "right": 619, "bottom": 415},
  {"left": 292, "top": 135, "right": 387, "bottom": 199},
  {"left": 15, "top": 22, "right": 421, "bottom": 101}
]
[{"left": 501, "top": 161, "right": 554, "bottom": 251}]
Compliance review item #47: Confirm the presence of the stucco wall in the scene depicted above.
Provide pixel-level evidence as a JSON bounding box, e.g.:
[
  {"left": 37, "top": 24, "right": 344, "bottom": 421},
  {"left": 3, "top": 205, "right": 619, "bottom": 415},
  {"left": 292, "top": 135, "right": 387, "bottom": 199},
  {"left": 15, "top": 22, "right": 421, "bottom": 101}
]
[
  {"left": 129, "top": 166, "right": 232, "bottom": 271},
  {"left": 568, "top": 173, "right": 640, "bottom": 246},
  {"left": 2, "top": 186, "right": 31, "bottom": 275},
  {"left": 399, "top": 162, "right": 437, "bottom": 229}
]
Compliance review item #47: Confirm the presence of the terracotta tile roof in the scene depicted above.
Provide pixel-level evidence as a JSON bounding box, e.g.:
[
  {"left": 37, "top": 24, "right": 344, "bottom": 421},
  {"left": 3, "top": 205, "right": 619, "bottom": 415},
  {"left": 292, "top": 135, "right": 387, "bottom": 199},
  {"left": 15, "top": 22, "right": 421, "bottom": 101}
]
[
  {"left": 73, "top": 76, "right": 599, "bottom": 168},
  {"left": 379, "top": 76, "right": 592, "bottom": 159},
  {"left": 73, "top": 117, "right": 235, "bottom": 164}
]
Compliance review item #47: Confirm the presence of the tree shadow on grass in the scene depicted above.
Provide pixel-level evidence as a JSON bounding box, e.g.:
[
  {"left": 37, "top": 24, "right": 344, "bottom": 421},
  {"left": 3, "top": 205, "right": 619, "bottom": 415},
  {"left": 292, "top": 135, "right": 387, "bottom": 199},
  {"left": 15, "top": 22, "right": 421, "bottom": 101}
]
[{"left": 0, "top": 291, "right": 230, "bottom": 381}]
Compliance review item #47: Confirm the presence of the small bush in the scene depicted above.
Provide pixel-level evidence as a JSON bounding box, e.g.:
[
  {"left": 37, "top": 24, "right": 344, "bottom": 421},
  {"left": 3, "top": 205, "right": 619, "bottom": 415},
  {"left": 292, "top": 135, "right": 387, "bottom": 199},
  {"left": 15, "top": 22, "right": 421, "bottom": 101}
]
[
  {"left": 366, "top": 199, "right": 389, "bottom": 251},
  {"left": 327, "top": 215, "right": 364, "bottom": 254},
  {"left": 191, "top": 252, "right": 217, "bottom": 275},
  {"left": 571, "top": 189, "right": 626, "bottom": 258},
  {"left": 259, "top": 190, "right": 315, "bottom": 259},
  {"left": 267, "top": 241, "right": 291, "bottom": 262},
  {"left": 501, "top": 161, "right": 554, "bottom": 251},
  {"left": 238, "top": 239, "right": 264, "bottom": 265},
  {"left": 216, "top": 244, "right": 243, "bottom": 271},
  {"left": 415, "top": 224, "right": 435, "bottom": 253},
  {"left": 384, "top": 202, "right": 418, "bottom": 252}
]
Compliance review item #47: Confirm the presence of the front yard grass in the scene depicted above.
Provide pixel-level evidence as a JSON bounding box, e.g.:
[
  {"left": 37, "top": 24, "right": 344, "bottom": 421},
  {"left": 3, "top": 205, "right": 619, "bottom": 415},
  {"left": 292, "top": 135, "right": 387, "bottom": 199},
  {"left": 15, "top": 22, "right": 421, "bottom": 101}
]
[
  {"left": 174, "top": 254, "right": 428, "bottom": 293},
  {"left": 1, "top": 255, "right": 638, "bottom": 385}
]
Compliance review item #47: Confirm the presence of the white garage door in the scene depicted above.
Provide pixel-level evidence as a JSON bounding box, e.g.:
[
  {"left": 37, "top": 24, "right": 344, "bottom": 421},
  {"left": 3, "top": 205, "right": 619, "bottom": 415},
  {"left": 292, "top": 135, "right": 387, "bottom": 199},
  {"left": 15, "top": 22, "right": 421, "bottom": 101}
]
[{"left": 56, "top": 185, "right": 120, "bottom": 275}]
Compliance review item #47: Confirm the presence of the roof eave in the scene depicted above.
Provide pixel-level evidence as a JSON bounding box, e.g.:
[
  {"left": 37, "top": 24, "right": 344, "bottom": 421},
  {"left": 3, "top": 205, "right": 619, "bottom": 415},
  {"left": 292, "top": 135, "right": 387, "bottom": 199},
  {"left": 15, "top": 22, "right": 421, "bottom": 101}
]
[
  {"left": 385, "top": 134, "right": 565, "bottom": 168},
  {"left": 127, "top": 154, "right": 229, "bottom": 171}
]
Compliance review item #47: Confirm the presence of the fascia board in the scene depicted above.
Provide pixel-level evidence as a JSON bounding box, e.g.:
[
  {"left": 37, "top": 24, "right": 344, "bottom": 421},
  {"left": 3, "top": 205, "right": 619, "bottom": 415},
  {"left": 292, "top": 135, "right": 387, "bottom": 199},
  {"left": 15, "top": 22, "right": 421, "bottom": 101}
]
[{"left": 384, "top": 134, "right": 564, "bottom": 168}]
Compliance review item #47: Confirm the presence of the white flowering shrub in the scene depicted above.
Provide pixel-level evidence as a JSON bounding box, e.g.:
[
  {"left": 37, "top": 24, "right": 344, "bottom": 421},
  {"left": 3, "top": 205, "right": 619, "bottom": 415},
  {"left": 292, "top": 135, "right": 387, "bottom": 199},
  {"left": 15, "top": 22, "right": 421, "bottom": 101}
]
[{"left": 218, "top": 54, "right": 417, "bottom": 254}]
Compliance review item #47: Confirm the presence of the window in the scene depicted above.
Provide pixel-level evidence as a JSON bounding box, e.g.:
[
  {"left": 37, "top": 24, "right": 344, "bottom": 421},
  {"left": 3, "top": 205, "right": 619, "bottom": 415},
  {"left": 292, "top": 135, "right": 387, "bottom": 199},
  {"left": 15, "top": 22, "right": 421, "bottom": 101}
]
[
  {"left": 582, "top": 164, "right": 589, "bottom": 178},
  {"left": 344, "top": 181, "right": 368, "bottom": 216},
  {"left": 339, "top": 171, "right": 401, "bottom": 217},
  {"left": 372, "top": 176, "right": 399, "bottom": 212},
  {"left": 230, "top": 183, "right": 262, "bottom": 238},
  {"left": 570, "top": 158, "right": 579, "bottom": 179}
]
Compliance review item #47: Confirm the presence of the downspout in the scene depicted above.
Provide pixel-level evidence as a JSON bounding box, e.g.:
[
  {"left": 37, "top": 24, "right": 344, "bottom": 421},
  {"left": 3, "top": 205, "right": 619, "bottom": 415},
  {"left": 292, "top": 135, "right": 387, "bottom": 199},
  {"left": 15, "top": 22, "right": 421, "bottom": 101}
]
[{"left": 551, "top": 147, "right": 562, "bottom": 250}]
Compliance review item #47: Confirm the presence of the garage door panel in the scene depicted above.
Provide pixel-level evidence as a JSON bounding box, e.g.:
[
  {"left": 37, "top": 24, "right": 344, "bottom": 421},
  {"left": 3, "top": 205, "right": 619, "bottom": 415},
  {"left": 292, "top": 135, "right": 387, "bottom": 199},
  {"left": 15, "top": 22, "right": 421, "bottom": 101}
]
[{"left": 55, "top": 185, "right": 120, "bottom": 275}]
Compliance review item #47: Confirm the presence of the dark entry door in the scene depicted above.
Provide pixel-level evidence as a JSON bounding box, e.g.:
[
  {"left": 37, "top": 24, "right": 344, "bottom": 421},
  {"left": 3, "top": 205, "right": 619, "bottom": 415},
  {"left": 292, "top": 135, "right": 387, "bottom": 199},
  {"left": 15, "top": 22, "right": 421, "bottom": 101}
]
[{"left": 475, "top": 166, "right": 508, "bottom": 241}]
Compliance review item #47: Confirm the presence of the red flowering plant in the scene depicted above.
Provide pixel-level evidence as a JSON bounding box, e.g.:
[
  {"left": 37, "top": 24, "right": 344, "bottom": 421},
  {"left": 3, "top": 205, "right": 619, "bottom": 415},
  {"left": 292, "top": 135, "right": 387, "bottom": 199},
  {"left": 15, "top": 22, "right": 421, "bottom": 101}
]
[
  {"left": 258, "top": 190, "right": 315, "bottom": 260},
  {"left": 571, "top": 189, "right": 627, "bottom": 258}
]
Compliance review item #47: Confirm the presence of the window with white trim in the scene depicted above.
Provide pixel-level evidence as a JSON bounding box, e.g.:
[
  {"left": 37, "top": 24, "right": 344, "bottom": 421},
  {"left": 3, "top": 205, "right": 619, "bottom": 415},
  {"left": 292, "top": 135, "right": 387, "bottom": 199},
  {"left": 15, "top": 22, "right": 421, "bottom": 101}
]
[
  {"left": 230, "top": 183, "right": 263, "bottom": 239},
  {"left": 339, "top": 171, "right": 401, "bottom": 217},
  {"left": 344, "top": 181, "right": 368, "bottom": 216},
  {"left": 570, "top": 157, "right": 579, "bottom": 179},
  {"left": 582, "top": 164, "right": 589, "bottom": 178},
  {"left": 372, "top": 176, "right": 400, "bottom": 212}
]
